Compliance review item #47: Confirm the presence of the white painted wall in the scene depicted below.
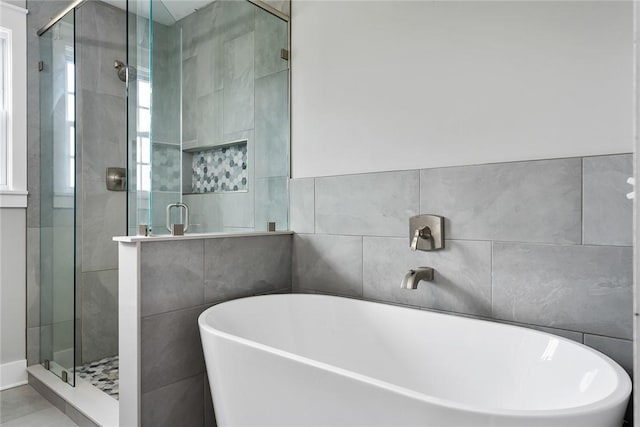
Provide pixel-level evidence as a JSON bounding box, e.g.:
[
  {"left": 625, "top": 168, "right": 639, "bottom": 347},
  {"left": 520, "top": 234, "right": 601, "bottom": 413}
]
[
  {"left": 0, "top": 208, "right": 26, "bottom": 388},
  {"left": 0, "top": 0, "right": 28, "bottom": 389},
  {"left": 291, "top": 0, "right": 634, "bottom": 178}
]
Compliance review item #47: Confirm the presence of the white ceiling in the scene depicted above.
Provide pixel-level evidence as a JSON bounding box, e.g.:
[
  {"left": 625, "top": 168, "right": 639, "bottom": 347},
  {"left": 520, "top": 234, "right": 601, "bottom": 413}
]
[{"left": 102, "top": 0, "right": 215, "bottom": 25}]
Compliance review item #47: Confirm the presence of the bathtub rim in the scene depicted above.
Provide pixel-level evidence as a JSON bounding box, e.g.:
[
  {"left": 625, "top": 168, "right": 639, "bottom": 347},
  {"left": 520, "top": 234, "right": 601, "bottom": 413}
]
[{"left": 198, "top": 293, "right": 632, "bottom": 419}]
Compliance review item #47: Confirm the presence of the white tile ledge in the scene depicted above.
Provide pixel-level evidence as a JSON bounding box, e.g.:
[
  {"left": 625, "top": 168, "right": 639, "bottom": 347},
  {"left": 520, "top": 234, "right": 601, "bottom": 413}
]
[
  {"left": 113, "top": 230, "right": 293, "bottom": 243},
  {"left": 27, "top": 365, "right": 119, "bottom": 427}
]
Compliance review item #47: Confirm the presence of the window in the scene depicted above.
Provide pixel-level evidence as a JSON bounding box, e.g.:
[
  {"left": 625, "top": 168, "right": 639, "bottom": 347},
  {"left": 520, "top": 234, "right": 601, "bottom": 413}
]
[
  {"left": 0, "top": 3, "right": 27, "bottom": 208},
  {"left": 66, "top": 49, "right": 74, "bottom": 190},
  {"left": 0, "top": 27, "right": 10, "bottom": 190},
  {"left": 136, "top": 72, "right": 151, "bottom": 192}
]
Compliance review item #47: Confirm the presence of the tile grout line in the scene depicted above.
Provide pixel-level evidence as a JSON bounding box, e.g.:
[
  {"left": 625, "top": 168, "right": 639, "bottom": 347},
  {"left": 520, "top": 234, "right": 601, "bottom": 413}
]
[
  {"left": 580, "top": 157, "right": 585, "bottom": 246},
  {"left": 490, "top": 240, "right": 494, "bottom": 318}
]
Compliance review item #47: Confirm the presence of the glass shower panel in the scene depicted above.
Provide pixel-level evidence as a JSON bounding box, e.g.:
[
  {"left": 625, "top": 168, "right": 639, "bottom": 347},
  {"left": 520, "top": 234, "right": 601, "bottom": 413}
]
[
  {"left": 128, "top": 0, "right": 289, "bottom": 235},
  {"left": 127, "top": 0, "right": 153, "bottom": 235},
  {"left": 179, "top": 1, "right": 290, "bottom": 233},
  {"left": 39, "top": 10, "right": 76, "bottom": 385}
]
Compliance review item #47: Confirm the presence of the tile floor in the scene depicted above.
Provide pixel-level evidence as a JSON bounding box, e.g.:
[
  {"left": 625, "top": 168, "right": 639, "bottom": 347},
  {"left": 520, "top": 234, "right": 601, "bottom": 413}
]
[
  {"left": 0, "top": 385, "right": 77, "bottom": 426},
  {"left": 76, "top": 356, "right": 119, "bottom": 400}
]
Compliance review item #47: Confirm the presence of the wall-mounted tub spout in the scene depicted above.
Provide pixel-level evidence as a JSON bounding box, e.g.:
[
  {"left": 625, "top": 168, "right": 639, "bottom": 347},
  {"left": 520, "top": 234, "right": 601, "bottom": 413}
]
[{"left": 400, "top": 267, "right": 434, "bottom": 290}]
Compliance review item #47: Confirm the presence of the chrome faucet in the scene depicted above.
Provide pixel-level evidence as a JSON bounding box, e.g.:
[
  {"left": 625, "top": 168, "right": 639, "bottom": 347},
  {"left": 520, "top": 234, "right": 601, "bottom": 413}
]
[{"left": 400, "top": 267, "right": 435, "bottom": 290}]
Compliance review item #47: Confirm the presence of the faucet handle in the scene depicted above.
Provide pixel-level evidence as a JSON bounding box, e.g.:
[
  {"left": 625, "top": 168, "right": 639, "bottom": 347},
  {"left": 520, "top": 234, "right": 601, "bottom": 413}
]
[
  {"left": 409, "top": 215, "right": 444, "bottom": 251},
  {"left": 410, "top": 226, "right": 432, "bottom": 251}
]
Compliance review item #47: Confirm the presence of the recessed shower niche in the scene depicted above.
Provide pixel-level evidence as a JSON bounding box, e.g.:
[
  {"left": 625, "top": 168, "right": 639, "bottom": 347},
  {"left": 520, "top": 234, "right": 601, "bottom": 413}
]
[{"left": 184, "top": 140, "right": 249, "bottom": 194}]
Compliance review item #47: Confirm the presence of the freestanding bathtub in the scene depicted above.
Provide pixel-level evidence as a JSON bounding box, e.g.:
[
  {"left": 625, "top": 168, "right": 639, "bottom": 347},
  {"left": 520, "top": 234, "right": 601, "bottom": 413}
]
[{"left": 198, "top": 294, "right": 631, "bottom": 427}]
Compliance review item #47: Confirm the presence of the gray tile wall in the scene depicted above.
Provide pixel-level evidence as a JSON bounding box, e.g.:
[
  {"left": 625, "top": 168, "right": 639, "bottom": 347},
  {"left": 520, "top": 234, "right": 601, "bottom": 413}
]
[
  {"left": 291, "top": 155, "right": 634, "bottom": 379},
  {"left": 151, "top": 1, "right": 290, "bottom": 234},
  {"left": 138, "top": 234, "right": 292, "bottom": 427},
  {"left": 76, "top": 0, "right": 126, "bottom": 364}
]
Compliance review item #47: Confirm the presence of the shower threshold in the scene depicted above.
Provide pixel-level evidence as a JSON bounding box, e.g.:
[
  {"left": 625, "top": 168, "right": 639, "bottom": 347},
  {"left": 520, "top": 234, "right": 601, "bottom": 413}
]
[{"left": 27, "top": 364, "right": 119, "bottom": 426}]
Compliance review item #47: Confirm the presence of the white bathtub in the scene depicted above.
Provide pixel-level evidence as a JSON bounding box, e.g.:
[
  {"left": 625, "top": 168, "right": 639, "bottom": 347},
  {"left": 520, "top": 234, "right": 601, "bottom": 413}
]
[{"left": 198, "top": 294, "right": 631, "bottom": 427}]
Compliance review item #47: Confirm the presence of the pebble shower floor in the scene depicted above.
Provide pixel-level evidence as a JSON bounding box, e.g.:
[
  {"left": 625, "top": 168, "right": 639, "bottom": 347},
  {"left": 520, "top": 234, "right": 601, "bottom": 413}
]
[{"left": 76, "top": 355, "right": 119, "bottom": 399}]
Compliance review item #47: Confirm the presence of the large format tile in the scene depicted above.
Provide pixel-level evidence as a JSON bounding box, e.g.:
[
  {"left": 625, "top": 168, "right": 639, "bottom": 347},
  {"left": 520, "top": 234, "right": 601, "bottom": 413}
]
[
  {"left": 81, "top": 180, "right": 126, "bottom": 272},
  {"left": 363, "top": 237, "right": 492, "bottom": 316},
  {"left": 196, "top": 13, "right": 224, "bottom": 95},
  {"left": 583, "top": 334, "right": 633, "bottom": 374},
  {"left": 182, "top": 56, "right": 198, "bottom": 143},
  {"left": 223, "top": 32, "right": 255, "bottom": 134},
  {"left": 79, "top": 91, "right": 126, "bottom": 184},
  {"left": 76, "top": 1, "right": 126, "bottom": 99},
  {"left": 196, "top": 91, "right": 223, "bottom": 147},
  {"left": 0, "top": 407, "right": 76, "bottom": 427},
  {"left": 26, "top": 228, "right": 40, "bottom": 328},
  {"left": 221, "top": 190, "right": 255, "bottom": 229},
  {"left": 292, "top": 234, "right": 363, "bottom": 297},
  {"left": 27, "top": 327, "right": 39, "bottom": 366},
  {"left": 255, "top": 177, "right": 289, "bottom": 231},
  {"left": 289, "top": 178, "right": 314, "bottom": 233},
  {"left": 152, "top": 24, "right": 181, "bottom": 144},
  {"left": 255, "top": 71, "right": 289, "bottom": 178},
  {"left": 81, "top": 270, "right": 118, "bottom": 363},
  {"left": 0, "top": 385, "right": 51, "bottom": 424},
  {"left": 492, "top": 243, "right": 632, "bottom": 339},
  {"left": 583, "top": 154, "right": 633, "bottom": 246},
  {"left": 140, "top": 240, "right": 204, "bottom": 317},
  {"left": 204, "top": 235, "right": 291, "bottom": 303},
  {"left": 315, "top": 171, "right": 419, "bottom": 237},
  {"left": 141, "top": 306, "right": 207, "bottom": 393},
  {"left": 26, "top": 124, "right": 40, "bottom": 228},
  {"left": 221, "top": 0, "right": 255, "bottom": 42},
  {"left": 181, "top": 194, "right": 223, "bottom": 234},
  {"left": 141, "top": 374, "right": 204, "bottom": 427},
  {"left": 420, "top": 159, "right": 582, "bottom": 243},
  {"left": 255, "top": 9, "right": 288, "bottom": 79}
]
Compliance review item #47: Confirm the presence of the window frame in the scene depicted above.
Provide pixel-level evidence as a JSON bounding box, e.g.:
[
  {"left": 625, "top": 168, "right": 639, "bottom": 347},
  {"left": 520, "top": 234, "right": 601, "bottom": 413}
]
[
  {"left": 0, "top": 26, "right": 12, "bottom": 192},
  {"left": 0, "top": 2, "right": 28, "bottom": 208}
]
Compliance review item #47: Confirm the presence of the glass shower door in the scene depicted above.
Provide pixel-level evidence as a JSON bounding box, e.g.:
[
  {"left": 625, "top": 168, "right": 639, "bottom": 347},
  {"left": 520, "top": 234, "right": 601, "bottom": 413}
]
[{"left": 39, "top": 10, "right": 76, "bottom": 385}]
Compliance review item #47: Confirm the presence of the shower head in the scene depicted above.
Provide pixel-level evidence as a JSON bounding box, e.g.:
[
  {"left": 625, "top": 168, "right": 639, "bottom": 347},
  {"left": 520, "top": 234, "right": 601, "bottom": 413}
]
[{"left": 114, "top": 60, "right": 127, "bottom": 82}]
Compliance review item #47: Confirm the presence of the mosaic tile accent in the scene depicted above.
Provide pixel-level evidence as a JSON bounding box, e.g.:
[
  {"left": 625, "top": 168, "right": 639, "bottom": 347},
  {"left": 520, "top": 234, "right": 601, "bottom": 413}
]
[
  {"left": 152, "top": 143, "right": 181, "bottom": 192},
  {"left": 191, "top": 142, "right": 248, "bottom": 193},
  {"left": 76, "top": 356, "right": 119, "bottom": 400}
]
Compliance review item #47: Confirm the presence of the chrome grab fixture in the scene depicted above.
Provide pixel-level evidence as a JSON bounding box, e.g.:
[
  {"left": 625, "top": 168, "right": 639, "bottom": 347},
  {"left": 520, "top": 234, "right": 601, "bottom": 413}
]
[
  {"left": 409, "top": 214, "right": 444, "bottom": 251},
  {"left": 166, "top": 203, "right": 189, "bottom": 235},
  {"left": 400, "top": 267, "right": 435, "bottom": 290}
]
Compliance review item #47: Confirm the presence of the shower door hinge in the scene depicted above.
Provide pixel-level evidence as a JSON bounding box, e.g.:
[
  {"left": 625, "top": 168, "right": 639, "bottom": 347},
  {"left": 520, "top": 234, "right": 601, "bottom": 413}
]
[
  {"left": 44, "top": 359, "right": 50, "bottom": 370},
  {"left": 61, "top": 370, "right": 68, "bottom": 383},
  {"left": 38, "top": 61, "right": 44, "bottom": 72},
  {"left": 280, "top": 48, "right": 289, "bottom": 61}
]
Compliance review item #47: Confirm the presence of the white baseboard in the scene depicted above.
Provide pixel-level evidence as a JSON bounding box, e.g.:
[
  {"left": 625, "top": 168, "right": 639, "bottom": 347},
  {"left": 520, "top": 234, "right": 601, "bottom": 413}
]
[{"left": 0, "top": 359, "right": 27, "bottom": 390}]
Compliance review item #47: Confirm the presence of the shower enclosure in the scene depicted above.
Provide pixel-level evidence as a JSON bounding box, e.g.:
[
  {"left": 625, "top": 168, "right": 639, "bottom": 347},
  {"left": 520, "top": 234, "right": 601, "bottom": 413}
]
[{"left": 37, "top": 0, "right": 289, "bottom": 389}]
